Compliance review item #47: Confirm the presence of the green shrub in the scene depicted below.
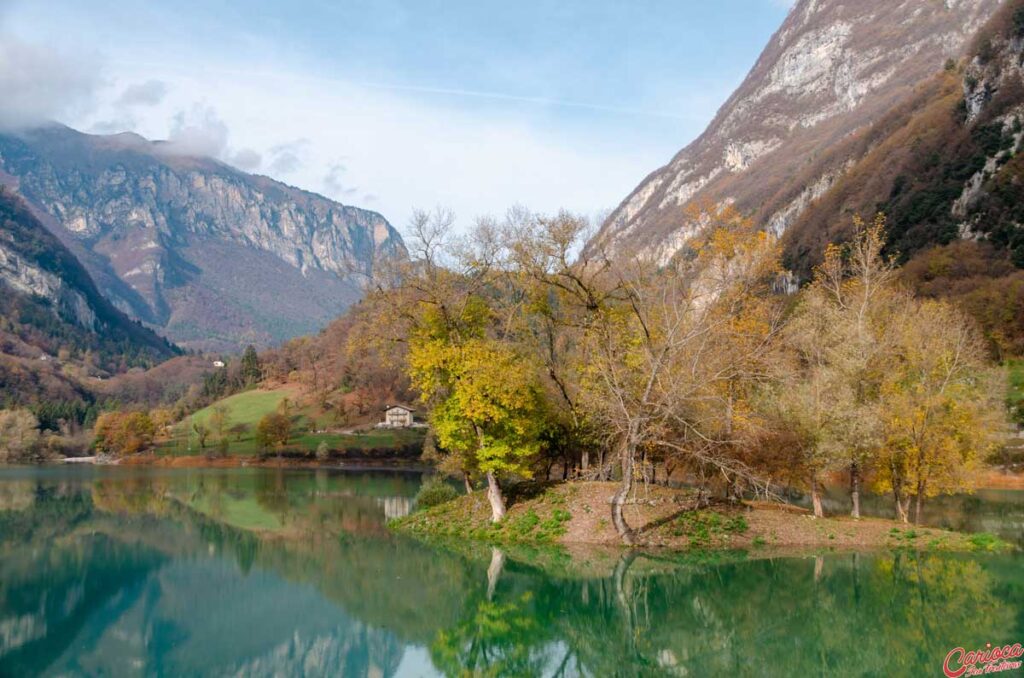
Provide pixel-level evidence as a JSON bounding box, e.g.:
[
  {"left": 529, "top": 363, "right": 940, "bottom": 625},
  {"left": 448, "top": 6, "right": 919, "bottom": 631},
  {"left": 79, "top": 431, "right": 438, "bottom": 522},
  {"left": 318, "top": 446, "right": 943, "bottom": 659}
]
[
  {"left": 967, "top": 532, "right": 1010, "bottom": 552},
  {"left": 415, "top": 477, "right": 460, "bottom": 510}
]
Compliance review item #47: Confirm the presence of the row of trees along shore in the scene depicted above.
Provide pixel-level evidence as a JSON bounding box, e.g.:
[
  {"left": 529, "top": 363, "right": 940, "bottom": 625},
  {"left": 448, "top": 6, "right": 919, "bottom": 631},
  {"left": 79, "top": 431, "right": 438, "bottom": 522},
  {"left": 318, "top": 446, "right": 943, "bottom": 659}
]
[{"left": 366, "top": 205, "right": 1003, "bottom": 543}]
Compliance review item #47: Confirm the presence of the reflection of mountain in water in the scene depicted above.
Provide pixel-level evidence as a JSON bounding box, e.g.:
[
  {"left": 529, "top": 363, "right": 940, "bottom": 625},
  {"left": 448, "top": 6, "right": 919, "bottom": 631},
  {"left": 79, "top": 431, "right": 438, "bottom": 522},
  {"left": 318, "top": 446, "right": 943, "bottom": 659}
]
[
  {"left": 2, "top": 468, "right": 1023, "bottom": 677},
  {"left": 0, "top": 474, "right": 415, "bottom": 677}
]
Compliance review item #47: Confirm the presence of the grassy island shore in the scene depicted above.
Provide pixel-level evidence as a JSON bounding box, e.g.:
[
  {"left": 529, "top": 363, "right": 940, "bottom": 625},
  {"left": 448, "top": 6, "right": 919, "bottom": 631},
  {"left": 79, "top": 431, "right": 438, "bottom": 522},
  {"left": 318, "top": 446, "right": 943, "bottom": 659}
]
[{"left": 391, "top": 481, "right": 1014, "bottom": 554}]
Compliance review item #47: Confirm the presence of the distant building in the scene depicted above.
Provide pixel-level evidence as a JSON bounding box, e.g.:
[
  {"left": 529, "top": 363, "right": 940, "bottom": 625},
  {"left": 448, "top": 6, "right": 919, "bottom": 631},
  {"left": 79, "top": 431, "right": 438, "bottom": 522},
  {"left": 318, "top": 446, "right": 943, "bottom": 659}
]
[
  {"left": 213, "top": 360, "right": 226, "bottom": 367},
  {"left": 381, "top": 405, "right": 415, "bottom": 428}
]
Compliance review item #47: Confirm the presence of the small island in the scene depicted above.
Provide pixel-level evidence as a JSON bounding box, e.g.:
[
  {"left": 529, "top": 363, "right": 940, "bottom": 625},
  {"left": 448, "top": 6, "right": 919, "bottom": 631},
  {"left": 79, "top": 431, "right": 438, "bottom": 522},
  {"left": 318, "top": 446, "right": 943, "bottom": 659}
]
[{"left": 390, "top": 481, "right": 1012, "bottom": 554}]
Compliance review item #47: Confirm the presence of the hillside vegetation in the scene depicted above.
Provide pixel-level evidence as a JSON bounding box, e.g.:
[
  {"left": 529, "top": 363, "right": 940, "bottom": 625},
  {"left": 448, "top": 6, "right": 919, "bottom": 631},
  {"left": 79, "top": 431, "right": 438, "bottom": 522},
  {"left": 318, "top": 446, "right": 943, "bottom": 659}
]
[
  {"left": 157, "top": 386, "right": 424, "bottom": 459},
  {"left": 784, "top": 0, "right": 1024, "bottom": 356},
  {"left": 0, "top": 188, "right": 178, "bottom": 374}
]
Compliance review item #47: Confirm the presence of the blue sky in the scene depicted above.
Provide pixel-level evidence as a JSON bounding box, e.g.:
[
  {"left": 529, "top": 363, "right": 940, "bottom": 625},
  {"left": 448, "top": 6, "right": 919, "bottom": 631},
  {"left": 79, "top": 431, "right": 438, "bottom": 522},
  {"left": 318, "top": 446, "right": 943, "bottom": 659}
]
[{"left": 0, "top": 0, "right": 792, "bottom": 231}]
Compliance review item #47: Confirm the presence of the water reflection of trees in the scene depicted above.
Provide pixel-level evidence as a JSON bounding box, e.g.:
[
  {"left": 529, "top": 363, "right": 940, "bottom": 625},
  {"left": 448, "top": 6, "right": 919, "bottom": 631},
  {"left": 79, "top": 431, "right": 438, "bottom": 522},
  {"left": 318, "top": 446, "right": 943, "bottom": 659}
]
[
  {"left": 4, "top": 471, "right": 1021, "bottom": 677},
  {"left": 428, "top": 550, "right": 1022, "bottom": 677}
]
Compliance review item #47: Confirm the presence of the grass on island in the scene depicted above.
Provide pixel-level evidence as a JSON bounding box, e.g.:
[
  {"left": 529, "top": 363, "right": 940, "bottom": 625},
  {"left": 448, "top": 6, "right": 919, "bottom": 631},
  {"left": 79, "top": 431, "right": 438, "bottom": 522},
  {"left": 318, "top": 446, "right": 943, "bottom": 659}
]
[
  {"left": 156, "top": 387, "right": 425, "bottom": 458},
  {"left": 391, "top": 481, "right": 1014, "bottom": 555}
]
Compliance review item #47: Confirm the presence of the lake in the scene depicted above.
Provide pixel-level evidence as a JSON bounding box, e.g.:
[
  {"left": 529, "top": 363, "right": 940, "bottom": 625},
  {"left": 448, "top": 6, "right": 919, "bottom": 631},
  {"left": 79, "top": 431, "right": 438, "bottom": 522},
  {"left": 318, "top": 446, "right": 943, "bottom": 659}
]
[{"left": 1, "top": 466, "right": 1022, "bottom": 677}]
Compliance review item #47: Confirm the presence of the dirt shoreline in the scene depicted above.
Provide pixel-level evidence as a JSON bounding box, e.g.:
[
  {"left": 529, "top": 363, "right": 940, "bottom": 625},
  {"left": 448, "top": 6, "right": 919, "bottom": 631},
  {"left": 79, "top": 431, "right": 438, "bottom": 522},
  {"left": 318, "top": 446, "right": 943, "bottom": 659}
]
[{"left": 391, "top": 481, "right": 1014, "bottom": 553}]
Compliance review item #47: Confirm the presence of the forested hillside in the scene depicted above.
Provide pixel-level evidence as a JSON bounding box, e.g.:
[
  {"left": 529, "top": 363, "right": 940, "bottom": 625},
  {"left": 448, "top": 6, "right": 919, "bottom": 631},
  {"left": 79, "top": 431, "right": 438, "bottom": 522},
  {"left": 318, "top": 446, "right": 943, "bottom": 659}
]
[
  {"left": 784, "top": 0, "right": 1024, "bottom": 356},
  {"left": 1, "top": 187, "right": 180, "bottom": 407}
]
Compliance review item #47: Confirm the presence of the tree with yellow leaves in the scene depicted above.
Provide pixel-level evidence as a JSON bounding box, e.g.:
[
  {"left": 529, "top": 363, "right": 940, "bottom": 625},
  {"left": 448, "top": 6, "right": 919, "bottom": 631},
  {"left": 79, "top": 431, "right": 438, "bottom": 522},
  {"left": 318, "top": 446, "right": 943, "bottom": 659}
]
[
  {"left": 579, "top": 204, "right": 784, "bottom": 543},
  {"left": 409, "top": 308, "right": 548, "bottom": 522},
  {"left": 783, "top": 215, "right": 900, "bottom": 518},
  {"left": 875, "top": 299, "right": 1001, "bottom": 523},
  {"left": 397, "top": 210, "right": 550, "bottom": 522},
  {"left": 94, "top": 410, "right": 156, "bottom": 456}
]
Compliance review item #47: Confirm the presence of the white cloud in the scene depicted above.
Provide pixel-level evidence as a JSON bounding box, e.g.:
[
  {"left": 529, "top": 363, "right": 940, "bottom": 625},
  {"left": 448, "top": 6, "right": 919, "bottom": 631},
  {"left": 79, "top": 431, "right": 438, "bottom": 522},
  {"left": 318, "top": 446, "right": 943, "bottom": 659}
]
[
  {"left": 0, "top": 34, "right": 101, "bottom": 129},
  {"left": 75, "top": 64, "right": 665, "bottom": 231},
  {"left": 323, "top": 162, "right": 357, "bottom": 198},
  {"left": 116, "top": 79, "right": 168, "bottom": 107},
  {"left": 90, "top": 117, "right": 135, "bottom": 134},
  {"left": 266, "top": 139, "right": 309, "bottom": 175},
  {"left": 164, "top": 104, "right": 229, "bottom": 157},
  {"left": 229, "top": 147, "right": 262, "bottom": 171}
]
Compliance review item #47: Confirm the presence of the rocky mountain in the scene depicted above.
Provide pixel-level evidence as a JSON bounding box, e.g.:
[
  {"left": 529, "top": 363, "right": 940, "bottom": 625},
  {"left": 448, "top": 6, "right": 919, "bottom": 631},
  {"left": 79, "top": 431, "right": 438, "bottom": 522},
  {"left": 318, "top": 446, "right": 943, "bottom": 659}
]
[
  {"left": 0, "top": 125, "right": 406, "bottom": 352},
  {"left": 786, "top": 0, "right": 1024, "bottom": 272},
  {"left": 590, "top": 0, "right": 1004, "bottom": 263},
  {"left": 0, "top": 186, "right": 179, "bottom": 405}
]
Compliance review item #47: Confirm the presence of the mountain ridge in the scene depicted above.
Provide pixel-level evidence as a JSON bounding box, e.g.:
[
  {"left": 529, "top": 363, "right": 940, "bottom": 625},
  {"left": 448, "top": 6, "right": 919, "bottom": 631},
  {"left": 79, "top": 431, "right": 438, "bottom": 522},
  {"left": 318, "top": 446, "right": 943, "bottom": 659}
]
[
  {"left": 590, "top": 0, "right": 1003, "bottom": 263},
  {"left": 0, "top": 124, "right": 406, "bottom": 352},
  {"left": 0, "top": 185, "right": 180, "bottom": 406}
]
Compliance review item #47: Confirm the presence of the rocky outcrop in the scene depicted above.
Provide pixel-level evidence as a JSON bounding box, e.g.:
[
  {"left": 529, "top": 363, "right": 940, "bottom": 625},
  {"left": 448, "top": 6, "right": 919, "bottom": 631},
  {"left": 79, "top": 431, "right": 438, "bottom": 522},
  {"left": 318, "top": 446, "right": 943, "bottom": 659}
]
[
  {"left": 0, "top": 241, "right": 97, "bottom": 331},
  {"left": 0, "top": 186, "right": 178, "bottom": 367},
  {"left": 590, "top": 0, "right": 1003, "bottom": 260},
  {"left": 782, "top": 0, "right": 1024, "bottom": 272},
  {"left": 0, "top": 125, "right": 406, "bottom": 351}
]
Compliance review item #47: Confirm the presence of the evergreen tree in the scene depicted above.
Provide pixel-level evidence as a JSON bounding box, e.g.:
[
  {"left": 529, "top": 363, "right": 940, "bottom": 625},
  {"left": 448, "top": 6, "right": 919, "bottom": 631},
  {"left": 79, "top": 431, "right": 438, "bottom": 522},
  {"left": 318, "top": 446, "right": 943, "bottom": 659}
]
[{"left": 241, "top": 345, "right": 261, "bottom": 385}]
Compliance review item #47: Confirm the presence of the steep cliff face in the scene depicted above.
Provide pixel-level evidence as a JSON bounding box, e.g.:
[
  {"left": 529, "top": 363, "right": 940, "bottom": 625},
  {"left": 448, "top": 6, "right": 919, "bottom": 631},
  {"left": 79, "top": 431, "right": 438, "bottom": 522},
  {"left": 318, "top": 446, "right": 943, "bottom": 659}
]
[
  {"left": 0, "top": 125, "right": 406, "bottom": 351},
  {"left": 785, "top": 0, "right": 1024, "bottom": 272},
  {"left": 0, "top": 187, "right": 178, "bottom": 372},
  {"left": 0, "top": 226, "right": 97, "bottom": 332},
  {"left": 590, "top": 0, "right": 1003, "bottom": 263}
]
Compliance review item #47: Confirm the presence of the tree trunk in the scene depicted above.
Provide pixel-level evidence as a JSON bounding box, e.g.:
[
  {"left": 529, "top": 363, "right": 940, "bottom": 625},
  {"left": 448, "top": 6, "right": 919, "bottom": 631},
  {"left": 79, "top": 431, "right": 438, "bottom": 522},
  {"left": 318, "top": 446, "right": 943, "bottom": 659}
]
[
  {"left": 611, "top": 442, "right": 637, "bottom": 545},
  {"left": 581, "top": 450, "right": 589, "bottom": 471},
  {"left": 463, "top": 471, "right": 473, "bottom": 494},
  {"left": 850, "top": 463, "right": 861, "bottom": 519},
  {"left": 893, "top": 488, "right": 910, "bottom": 524},
  {"left": 917, "top": 477, "right": 933, "bottom": 524},
  {"left": 810, "top": 476, "right": 824, "bottom": 518},
  {"left": 730, "top": 476, "right": 744, "bottom": 503},
  {"left": 485, "top": 472, "right": 506, "bottom": 523},
  {"left": 486, "top": 548, "right": 505, "bottom": 600},
  {"left": 612, "top": 551, "right": 640, "bottom": 660}
]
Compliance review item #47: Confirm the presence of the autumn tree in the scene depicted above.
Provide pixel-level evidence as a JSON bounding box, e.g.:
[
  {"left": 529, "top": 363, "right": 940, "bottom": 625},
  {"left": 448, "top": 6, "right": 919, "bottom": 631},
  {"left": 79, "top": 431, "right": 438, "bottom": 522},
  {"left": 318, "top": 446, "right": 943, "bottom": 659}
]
[
  {"left": 94, "top": 411, "right": 156, "bottom": 456},
  {"left": 502, "top": 208, "right": 616, "bottom": 477},
  {"left": 764, "top": 356, "right": 843, "bottom": 518},
  {"left": 192, "top": 419, "right": 210, "bottom": 449},
  {"left": 149, "top": 408, "right": 175, "bottom": 435},
  {"left": 410, "top": 306, "right": 549, "bottom": 521},
  {"left": 209, "top": 405, "right": 231, "bottom": 441},
  {"left": 874, "top": 299, "right": 1001, "bottom": 522},
  {"left": 398, "top": 211, "right": 550, "bottom": 522},
  {"left": 0, "top": 409, "right": 41, "bottom": 461},
  {"left": 256, "top": 412, "right": 292, "bottom": 453},
  {"left": 208, "top": 404, "right": 232, "bottom": 457},
  {"left": 578, "top": 205, "right": 783, "bottom": 543},
  {"left": 784, "top": 216, "right": 900, "bottom": 518}
]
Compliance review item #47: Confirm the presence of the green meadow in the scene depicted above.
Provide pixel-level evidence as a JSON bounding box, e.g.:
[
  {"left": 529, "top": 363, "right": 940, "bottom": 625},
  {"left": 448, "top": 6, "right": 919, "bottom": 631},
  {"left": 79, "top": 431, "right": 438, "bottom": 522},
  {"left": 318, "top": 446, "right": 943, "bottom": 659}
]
[{"left": 158, "top": 388, "right": 424, "bottom": 457}]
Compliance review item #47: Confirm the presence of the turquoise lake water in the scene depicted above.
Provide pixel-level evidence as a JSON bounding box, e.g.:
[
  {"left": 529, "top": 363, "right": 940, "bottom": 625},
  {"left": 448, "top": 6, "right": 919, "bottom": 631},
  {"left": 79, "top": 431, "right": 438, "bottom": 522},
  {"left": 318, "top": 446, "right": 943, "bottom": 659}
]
[{"left": 0, "top": 466, "right": 1022, "bottom": 676}]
